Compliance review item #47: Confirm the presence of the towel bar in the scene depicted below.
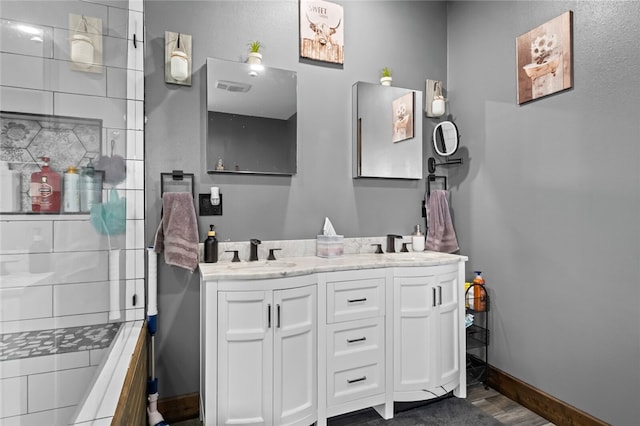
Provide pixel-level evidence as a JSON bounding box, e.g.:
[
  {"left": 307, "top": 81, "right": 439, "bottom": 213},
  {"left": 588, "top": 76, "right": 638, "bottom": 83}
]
[
  {"left": 160, "top": 170, "right": 194, "bottom": 199},
  {"left": 427, "top": 174, "right": 447, "bottom": 196}
]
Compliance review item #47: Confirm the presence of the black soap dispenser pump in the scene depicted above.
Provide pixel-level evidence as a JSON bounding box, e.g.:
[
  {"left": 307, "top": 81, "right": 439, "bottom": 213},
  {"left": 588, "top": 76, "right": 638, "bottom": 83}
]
[{"left": 204, "top": 225, "right": 218, "bottom": 263}]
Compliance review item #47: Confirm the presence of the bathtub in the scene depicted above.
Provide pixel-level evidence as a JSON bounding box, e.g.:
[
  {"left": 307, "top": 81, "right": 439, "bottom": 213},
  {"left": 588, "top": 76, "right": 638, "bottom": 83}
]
[{"left": 0, "top": 320, "right": 145, "bottom": 425}]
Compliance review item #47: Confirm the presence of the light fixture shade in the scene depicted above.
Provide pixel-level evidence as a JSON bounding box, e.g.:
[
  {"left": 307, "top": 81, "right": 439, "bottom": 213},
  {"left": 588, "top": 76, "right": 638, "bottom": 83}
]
[
  {"left": 432, "top": 98, "right": 446, "bottom": 116},
  {"left": 71, "top": 34, "right": 94, "bottom": 68},
  {"left": 165, "top": 31, "right": 192, "bottom": 86},
  {"left": 170, "top": 51, "right": 189, "bottom": 81}
]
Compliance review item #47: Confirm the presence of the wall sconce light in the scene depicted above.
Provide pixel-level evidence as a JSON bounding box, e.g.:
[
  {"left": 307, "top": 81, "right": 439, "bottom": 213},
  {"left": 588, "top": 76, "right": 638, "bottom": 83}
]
[
  {"left": 165, "top": 31, "right": 192, "bottom": 86},
  {"left": 425, "top": 79, "right": 446, "bottom": 117},
  {"left": 69, "top": 14, "right": 103, "bottom": 73}
]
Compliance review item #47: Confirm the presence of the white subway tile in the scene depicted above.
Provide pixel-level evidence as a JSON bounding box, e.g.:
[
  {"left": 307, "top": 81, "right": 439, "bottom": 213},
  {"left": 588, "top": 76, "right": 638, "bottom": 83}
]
[
  {"left": 49, "top": 58, "right": 106, "bottom": 97},
  {"left": 0, "top": 53, "right": 49, "bottom": 91},
  {"left": 0, "top": 19, "right": 53, "bottom": 58},
  {"left": 0, "top": 221, "right": 53, "bottom": 255},
  {"left": 0, "top": 351, "right": 90, "bottom": 379},
  {"left": 129, "top": 0, "right": 144, "bottom": 13},
  {"left": 54, "top": 92, "right": 126, "bottom": 130},
  {"left": 128, "top": 10, "right": 143, "bottom": 42},
  {"left": 107, "top": 66, "right": 127, "bottom": 99},
  {"left": 124, "top": 278, "right": 143, "bottom": 310},
  {"left": 125, "top": 129, "right": 143, "bottom": 160},
  {"left": 107, "top": 6, "right": 128, "bottom": 39},
  {"left": 0, "top": 2, "right": 107, "bottom": 31},
  {"left": 2, "top": 406, "right": 76, "bottom": 426},
  {"left": 54, "top": 281, "right": 110, "bottom": 317},
  {"left": 0, "top": 376, "right": 27, "bottom": 417},
  {"left": 53, "top": 220, "right": 110, "bottom": 252},
  {"left": 102, "top": 33, "right": 128, "bottom": 69},
  {"left": 0, "top": 285, "right": 52, "bottom": 321},
  {"left": 126, "top": 38, "right": 143, "bottom": 71},
  {"left": 89, "top": 347, "right": 109, "bottom": 366},
  {"left": 0, "top": 86, "right": 53, "bottom": 115},
  {"left": 28, "top": 366, "right": 97, "bottom": 412}
]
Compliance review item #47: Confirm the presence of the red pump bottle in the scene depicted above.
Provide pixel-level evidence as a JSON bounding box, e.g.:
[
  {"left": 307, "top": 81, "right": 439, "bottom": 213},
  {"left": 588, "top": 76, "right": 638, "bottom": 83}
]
[{"left": 31, "top": 156, "right": 61, "bottom": 213}]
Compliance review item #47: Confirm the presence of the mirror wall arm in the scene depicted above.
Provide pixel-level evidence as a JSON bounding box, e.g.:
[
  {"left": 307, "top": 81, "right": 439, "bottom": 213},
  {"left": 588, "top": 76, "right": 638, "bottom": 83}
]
[{"left": 427, "top": 157, "right": 463, "bottom": 174}]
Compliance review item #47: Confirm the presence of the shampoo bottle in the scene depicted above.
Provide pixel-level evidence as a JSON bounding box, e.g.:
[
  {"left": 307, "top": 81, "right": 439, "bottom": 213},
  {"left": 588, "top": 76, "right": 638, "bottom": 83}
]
[
  {"left": 80, "top": 159, "right": 101, "bottom": 212},
  {"left": 63, "top": 166, "right": 80, "bottom": 212},
  {"left": 473, "top": 271, "right": 486, "bottom": 312},
  {"left": 204, "top": 225, "right": 218, "bottom": 263},
  {"left": 31, "top": 157, "right": 61, "bottom": 213},
  {"left": 411, "top": 224, "right": 425, "bottom": 252},
  {"left": 0, "top": 161, "right": 22, "bottom": 212}
]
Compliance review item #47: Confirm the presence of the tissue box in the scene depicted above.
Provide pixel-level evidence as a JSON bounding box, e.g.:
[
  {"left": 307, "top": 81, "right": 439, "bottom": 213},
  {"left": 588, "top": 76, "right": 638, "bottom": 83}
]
[{"left": 316, "top": 235, "right": 344, "bottom": 258}]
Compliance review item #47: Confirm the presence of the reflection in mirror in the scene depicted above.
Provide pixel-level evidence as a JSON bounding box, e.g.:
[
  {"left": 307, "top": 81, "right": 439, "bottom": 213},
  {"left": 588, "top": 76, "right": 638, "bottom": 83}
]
[
  {"left": 206, "top": 57, "right": 297, "bottom": 175},
  {"left": 433, "top": 121, "right": 458, "bottom": 157},
  {"left": 352, "top": 82, "right": 423, "bottom": 179}
]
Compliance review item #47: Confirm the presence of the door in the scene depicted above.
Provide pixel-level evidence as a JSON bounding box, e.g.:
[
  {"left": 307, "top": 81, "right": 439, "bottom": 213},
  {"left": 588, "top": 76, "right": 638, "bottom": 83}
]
[
  {"left": 273, "top": 286, "right": 317, "bottom": 426},
  {"left": 393, "top": 275, "right": 437, "bottom": 394},
  {"left": 434, "top": 270, "right": 459, "bottom": 387},
  {"left": 218, "top": 291, "right": 273, "bottom": 426}
]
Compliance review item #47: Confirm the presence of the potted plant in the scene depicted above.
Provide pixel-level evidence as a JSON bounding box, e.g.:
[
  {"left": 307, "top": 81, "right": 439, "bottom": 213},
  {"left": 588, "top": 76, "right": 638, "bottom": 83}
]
[
  {"left": 380, "top": 67, "right": 392, "bottom": 86},
  {"left": 247, "top": 40, "right": 264, "bottom": 65}
]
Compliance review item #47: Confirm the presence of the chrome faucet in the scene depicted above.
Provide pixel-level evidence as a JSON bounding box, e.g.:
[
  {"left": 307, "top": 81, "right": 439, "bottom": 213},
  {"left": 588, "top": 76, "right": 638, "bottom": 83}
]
[
  {"left": 386, "top": 234, "right": 402, "bottom": 253},
  {"left": 249, "top": 239, "right": 261, "bottom": 261}
]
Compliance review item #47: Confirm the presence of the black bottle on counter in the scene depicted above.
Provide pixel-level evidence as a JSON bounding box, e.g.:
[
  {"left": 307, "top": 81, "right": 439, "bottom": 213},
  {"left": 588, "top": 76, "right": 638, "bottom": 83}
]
[{"left": 204, "top": 225, "right": 218, "bottom": 263}]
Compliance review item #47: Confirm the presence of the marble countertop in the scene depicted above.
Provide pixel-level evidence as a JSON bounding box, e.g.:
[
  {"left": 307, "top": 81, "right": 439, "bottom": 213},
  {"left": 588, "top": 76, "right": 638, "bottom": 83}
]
[{"left": 199, "top": 250, "right": 467, "bottom": 281}]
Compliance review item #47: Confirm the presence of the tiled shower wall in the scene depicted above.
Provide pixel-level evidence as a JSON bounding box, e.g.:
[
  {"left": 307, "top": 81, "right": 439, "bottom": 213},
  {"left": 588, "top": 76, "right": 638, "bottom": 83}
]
[{"left": 0, "top": 0, "right": 145, "bottom": 423}]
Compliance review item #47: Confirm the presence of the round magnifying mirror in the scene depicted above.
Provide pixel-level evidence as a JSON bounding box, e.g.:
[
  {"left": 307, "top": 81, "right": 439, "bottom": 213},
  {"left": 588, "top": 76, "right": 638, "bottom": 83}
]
[{"left": 433, "top": 121, "right": 459, "bottom": 157}]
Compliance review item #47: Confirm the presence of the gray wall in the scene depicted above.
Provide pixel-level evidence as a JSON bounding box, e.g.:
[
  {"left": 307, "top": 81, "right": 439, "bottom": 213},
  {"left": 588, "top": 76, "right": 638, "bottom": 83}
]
[
  {"left": 145, "top": 1, "right": 447, "bottom": 397},
  {"left": 447, "top": 1, "right": 640, "bottom": 425}
]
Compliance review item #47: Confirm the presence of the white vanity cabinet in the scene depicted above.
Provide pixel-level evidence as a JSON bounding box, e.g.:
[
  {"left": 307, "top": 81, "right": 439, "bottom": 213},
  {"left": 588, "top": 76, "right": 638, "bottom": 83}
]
[
  {"left": 393, "top": 264, "right": 466, "bottom": 401},
  {"left": 201, "top": 275, "right": 317, "bottom": 426},
  {"left": 317, "top": 269, "right": 393, "bottom": 424}
]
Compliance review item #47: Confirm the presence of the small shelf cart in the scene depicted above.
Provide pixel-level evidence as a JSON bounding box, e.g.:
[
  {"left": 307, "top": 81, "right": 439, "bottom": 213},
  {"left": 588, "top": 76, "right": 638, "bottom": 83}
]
[{"left": 465, "top": 284, "right": 490, "bottom": 388}]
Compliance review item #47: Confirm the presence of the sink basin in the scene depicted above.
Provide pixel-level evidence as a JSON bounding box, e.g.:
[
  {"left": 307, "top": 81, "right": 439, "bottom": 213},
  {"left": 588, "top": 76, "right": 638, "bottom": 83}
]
[{"left": 220, "top": 261, "right": 297, "bottom": 270}]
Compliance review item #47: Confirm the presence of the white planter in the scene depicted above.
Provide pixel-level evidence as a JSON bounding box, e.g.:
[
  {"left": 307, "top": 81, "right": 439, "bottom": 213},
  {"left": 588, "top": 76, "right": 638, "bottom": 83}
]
[
  {"left": 247, "top": 52, "right": 262, "bottom": 65},
  {"left": 380, "top": 76, "right": 392, "bottom": 86}
]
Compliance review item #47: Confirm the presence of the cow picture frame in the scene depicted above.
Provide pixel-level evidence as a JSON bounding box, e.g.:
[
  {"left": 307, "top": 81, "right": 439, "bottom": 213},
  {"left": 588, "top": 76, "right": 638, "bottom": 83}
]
[
  {"left": 516, "top": 11, "right": 573, "bottom": 104},
  {"left": 299, "top": 0, "right": 344, "bottom": 64}
]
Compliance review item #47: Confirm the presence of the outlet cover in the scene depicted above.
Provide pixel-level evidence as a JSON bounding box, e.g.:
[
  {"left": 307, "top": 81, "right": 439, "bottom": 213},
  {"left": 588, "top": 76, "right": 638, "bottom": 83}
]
[{"left": 199, "top": 193, "right": 222, "bottom": 216}]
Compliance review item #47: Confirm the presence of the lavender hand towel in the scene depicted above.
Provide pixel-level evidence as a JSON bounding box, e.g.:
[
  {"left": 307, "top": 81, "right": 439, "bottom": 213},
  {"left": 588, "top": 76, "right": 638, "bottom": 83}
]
[
  {"left": 154, "top": 192, "right": 199, "bottom": 272},
  {"left": 425, "top": 189, "right": 459, "bottom": 254}
]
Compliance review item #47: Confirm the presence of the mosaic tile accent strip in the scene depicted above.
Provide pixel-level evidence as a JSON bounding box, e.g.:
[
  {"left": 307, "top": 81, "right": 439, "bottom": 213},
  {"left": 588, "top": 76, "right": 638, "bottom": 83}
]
[{"left": 0, "top": 322, "right": 121, "bottom": 361}]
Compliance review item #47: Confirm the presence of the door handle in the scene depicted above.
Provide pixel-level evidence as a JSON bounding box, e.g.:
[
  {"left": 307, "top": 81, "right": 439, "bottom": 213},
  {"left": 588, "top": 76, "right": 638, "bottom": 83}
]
[
  {"left": 438, "top": 285, "right": 442, "bottom": 305},
  {"left": 267, "top": 304, "right": 271, "bottom": 328},
  {"left": 276, "top": 304, "right": 281, "bottom": 328},
  {"left": 432, "top": 288, "right": 437, "bottom": 307}
]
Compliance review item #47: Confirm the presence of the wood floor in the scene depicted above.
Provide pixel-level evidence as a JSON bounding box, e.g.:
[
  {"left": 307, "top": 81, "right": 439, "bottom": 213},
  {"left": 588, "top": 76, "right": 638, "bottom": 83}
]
[
  {"left": 468, "top": 382, "right": 555, "bottom": 425},
  {"left": 172, "top": 383, "right": 556, "bottom": 425}
]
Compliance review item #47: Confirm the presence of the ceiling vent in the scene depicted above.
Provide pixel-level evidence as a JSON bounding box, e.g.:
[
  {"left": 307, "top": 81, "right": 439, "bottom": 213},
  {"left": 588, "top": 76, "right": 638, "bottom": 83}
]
[{"left": 215, "top": 80, "right": 251, "bottom": 93}]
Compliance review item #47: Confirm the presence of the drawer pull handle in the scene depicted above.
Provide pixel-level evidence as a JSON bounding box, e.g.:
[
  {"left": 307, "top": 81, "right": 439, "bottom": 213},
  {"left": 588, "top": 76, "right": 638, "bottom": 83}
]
[
  {"left": 277, "top": 304, "right": 281, "bottom": 328},
  {"left": 267, "top": 304, "right": 271, "bottom": 328},
  {"left": 347, "top": 337, "right": 367, "bottom": 343},
  {"left": 347, "top": 376, "right": 367, "bottom": 384},
  {"left": 347, "top": 297, "right": 367, "bottom": 303}
]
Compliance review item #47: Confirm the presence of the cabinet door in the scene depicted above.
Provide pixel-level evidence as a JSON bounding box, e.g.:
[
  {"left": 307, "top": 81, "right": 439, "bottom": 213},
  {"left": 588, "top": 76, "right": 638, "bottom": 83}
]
[
  {"left": 393, "top": 275, "right": 437, "bottom": 394},
  {"left": 218, "top": 291, "right": 273, "bottom": 426},
  {"left": 273, "top": 286, "right": 317, "bottom": 426},
  {"left": 434, "top": 271, "right": 460, "bottom": 387}
]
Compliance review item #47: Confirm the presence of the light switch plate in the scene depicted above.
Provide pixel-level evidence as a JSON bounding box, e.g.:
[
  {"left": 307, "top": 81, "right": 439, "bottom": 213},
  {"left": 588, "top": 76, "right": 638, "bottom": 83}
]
[{"left": 199, "top": 193, "right": 222, "bottom": 216}]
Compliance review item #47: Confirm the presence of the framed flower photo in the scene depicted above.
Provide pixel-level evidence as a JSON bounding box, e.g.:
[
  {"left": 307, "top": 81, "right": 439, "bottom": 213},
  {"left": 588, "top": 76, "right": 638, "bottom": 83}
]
[
  {"left": 516, "top": 11, "right": 573, "bottom": 104},
  {"left": 391, "top": 92, "right": 414, "bottom": 143},
  {"left": 299, "top": 0, "right": 344, "bottom": 64}
]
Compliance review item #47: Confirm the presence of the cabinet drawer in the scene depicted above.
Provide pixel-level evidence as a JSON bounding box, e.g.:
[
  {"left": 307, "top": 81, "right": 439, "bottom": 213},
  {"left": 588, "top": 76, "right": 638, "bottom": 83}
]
[
  {"left": 328, "top": 362, "right": 384, "bottom": 406},
  {"left": 328, "top": 317, "right": 384, "bottom": 366},
  {"left": 327, "top": 278, "right": 385, "bottom": 323}
]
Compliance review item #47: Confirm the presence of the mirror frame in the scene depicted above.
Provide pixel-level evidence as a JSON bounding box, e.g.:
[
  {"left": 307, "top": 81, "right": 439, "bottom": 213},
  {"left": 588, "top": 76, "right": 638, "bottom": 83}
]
[{"left": 432, "top": 120, "right": 459, "bottom": 157}]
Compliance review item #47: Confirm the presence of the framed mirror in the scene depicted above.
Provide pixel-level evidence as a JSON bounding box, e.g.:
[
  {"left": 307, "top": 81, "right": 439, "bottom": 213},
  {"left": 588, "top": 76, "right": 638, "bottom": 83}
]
[
  {"left": 206, "top": 57, "right": 297, "bottom": 175},
  {"left": 433, "top": 121, "right": 459, "bottom": 157},
  {"left": 352, "top": 81, "right": 423, "bottom": 179}
]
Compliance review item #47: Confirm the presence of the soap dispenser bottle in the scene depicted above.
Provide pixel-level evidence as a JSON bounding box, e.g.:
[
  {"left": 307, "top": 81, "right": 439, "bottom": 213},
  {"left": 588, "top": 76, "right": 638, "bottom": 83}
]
[
  {"left": 472, "top": 271, "right": 486, "bottom": 312},
  {"left": 204, "top": 225, "right": 218, "bottom": 263},
  {"left": 411, "top": 224, "right": 425, "bottom": 252},
  {"left": 31, "top": 157, "right": 61, "bottom": 213}
]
